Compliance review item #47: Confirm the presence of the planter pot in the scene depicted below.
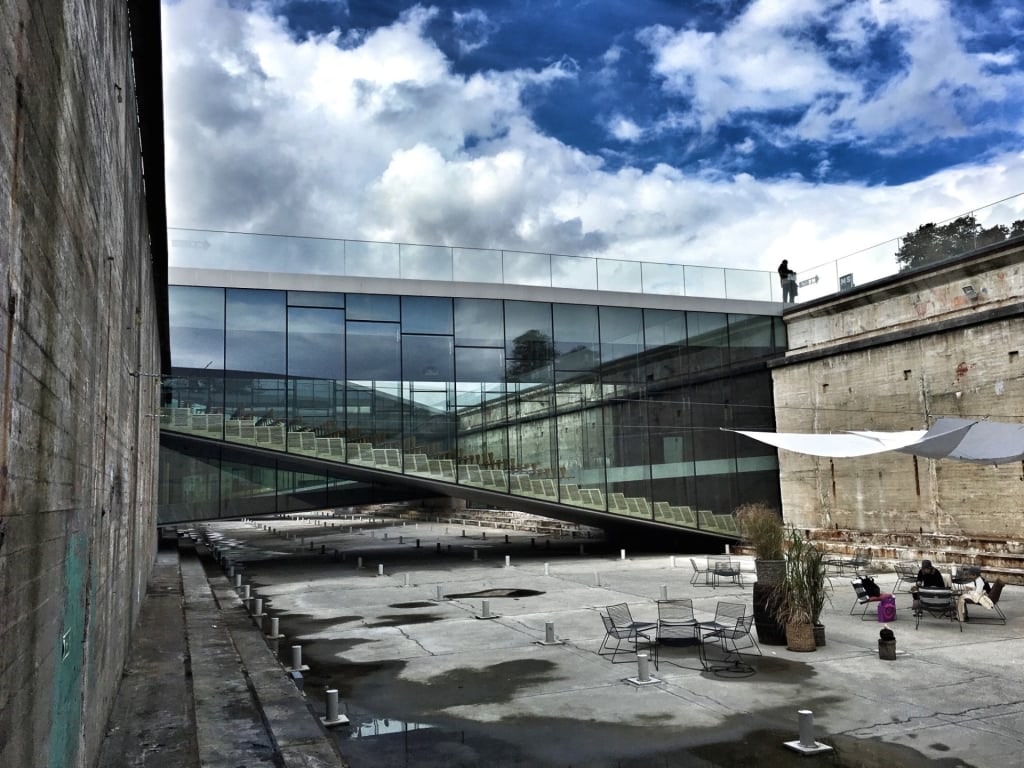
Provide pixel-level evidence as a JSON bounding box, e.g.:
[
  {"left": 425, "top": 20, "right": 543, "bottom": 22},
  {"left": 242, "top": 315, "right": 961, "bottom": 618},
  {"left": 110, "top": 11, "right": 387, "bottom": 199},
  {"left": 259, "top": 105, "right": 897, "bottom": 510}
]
[
  {"left": 813, "top": 623, "right": 826, "bottom": 647},
  {"left": 785, "top": 622, "right": 817, "bottom": 652},
  {"left": 752, "top": 582, "right": 786, "bottom": 646},
  {"left": 754, "top": 559, "right": 786, "bottom": 586}
]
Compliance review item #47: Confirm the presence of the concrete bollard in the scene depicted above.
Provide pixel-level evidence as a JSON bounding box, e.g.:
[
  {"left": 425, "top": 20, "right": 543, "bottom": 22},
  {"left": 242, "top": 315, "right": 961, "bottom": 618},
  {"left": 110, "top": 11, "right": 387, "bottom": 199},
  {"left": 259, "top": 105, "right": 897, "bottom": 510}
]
[
  {"left": 670, "top": 555, "right": 676, "bottom": 568},
  {"left": 544, "top": 563, "right": 550, "bottom": 576},
  {"left": 481, "top": 600, "right": 491, "bottom": 618},
  {"left": 404, "top": 573, "right": 411, "bottom": 588},
  {"left": 357, "top": 556, "right": 363, "bottom": 569},
  {"left": 242, "top": 584, "right": 251, "bottom": 600},
  {"left": 799, "top": 710, "right": 816, "bottom": 748},
  {"left": 660, "top": 585, "right": 668, "bottom": 601},
  {"left": 482, "top": 532, "right": 486, "bottom": 540},
  {"left": 288, "top": 645, "right": 309, "bottom": 672},
  {"left": 505, "top": 555, "right": 511, "bottom": 568},
  {"left": 462, "top": 529, "right": 466, "bottom": 538},
  {"left": 252, "top": 598, "right": 264, "bottom": 617},
  {"left": 228, "top": 565, "right": 235, "bottom": 578},
  {"left": 579, "top": 544, "right": 585, "bottom": 555},
  {"left": 378, "top": 564, "right": 384, "bottom": 577},
  {"left": 436, "top": 585, "right": 444, "bottom": 601},
  {"left": 545, "top": 622, "right": 556, "bottom": 643},
  {"left": 725, "top": 544, "right": 731, "bottom": 554},
  {"left": 399, "top": 536, "right": 404, "bottom": 544},
  {"left": 384, "top": 532, "right": 388, "bottom": 540},
  {"left": 267, "top": 617, "right": 284, "bottom": 639},
  {"left": 593, "top": 572, "right": 601, "bottom": 587},
  {"left": 321, "top": 689, "right": 349, "bottom": 726},
  {"left": 235, "top": 574, "right": 242, "bottom": 588},
  {"left": 416, "top": 539, "right": 421, "bottom": 548},
  {"left": 636, "top": 652, "right": 651, "bottom": 683}
]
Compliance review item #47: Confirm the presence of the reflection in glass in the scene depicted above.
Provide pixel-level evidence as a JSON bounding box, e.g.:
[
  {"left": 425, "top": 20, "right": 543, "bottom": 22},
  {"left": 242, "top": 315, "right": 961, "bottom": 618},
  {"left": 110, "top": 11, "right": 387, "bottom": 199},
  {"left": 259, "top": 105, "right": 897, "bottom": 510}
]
[
  {"left": 503, "top": 251, "right": 551, "bottom": 287},
  {"left": 288, "top": 308, "right": 344, "bottom": 379},
  {"left": 169, "top": 286, "right": 225, "bottom": 370},
  {"left": 723, "top": 268, "right": 773, "bottom": 302},
  {"left": 551, "top": 254, "right": 597, "bottom": 290},
  {"left": 505, "top": 301, "right": 553, "bottom": 378},
  {"left": 226, "top": 290, "right": 286, "bottom": 376},
  {"left": 347, "top": 294, "right": 400, "bottom": 322},
  {"left": 454, "top": 299, "right": 503, "bottom": 347},
  {"left": 347, "top": 322, "right": 400, "bottom": 380},
  {"left": 686, "top": 311, "right": 728, "bottom": 372},
  {"left": 402, "top": 335, "right": 454, "bottom": 381},
  {"left": 401, "top": 296, "right": 453, "bottom": 335},
  {"left": 288, "top": 291, "right": 345, "bottom": 308},
  {"left": 727, "top": 314, "right": 773, "bottom": 363},
  {"left": 684, "top": 265, "right": 726, "bottom": 299},
  {"left": 599, "top": 306, "right": 643, "bottom": 387},
  {"left": 641, "top": 262, "right": 685, "bottom": 296},
  {"left": 553, "top": 304, "right": 599, "bottom": 372}
]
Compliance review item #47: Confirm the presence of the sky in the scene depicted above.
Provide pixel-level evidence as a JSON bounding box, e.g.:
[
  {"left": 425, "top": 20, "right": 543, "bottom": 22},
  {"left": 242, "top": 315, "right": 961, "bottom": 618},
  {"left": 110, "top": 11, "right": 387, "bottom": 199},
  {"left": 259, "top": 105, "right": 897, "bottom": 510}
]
[{"left": 161, "top": 0, "right": 1024, "bottom": 285}]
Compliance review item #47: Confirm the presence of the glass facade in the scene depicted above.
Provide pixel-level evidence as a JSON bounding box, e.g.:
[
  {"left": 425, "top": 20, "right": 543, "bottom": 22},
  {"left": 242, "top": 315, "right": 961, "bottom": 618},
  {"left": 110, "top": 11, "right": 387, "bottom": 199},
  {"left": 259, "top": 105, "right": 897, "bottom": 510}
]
[{"left": 163, "top": 285, "right": 784, "bottom": 533}]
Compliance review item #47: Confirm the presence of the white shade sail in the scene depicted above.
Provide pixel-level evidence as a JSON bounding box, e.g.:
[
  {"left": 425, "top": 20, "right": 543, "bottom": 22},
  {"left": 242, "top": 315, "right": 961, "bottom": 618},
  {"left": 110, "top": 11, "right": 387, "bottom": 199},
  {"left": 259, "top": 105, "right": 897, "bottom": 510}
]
[{"left": 730, "top": 418, "right": 1024, "bottom": 465}]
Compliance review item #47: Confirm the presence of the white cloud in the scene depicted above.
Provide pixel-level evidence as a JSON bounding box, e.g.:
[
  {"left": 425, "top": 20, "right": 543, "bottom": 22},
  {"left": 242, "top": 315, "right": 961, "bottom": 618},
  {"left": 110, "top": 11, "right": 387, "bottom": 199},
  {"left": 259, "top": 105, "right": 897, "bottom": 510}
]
[
  {"left": 607, "top": 114, "right": 644, "bottom": 142},
  {"left": 453, "top": 8, "right": 497, "bottom": 56},
  {"left": 162, "top": 0, "right": 1024, "bottom": 293}
]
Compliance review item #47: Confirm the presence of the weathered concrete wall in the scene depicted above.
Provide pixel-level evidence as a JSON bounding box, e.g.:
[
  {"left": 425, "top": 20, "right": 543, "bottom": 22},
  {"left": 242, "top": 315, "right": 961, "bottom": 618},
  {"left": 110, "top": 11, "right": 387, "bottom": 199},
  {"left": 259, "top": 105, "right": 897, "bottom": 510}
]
[
  {"left": 773, "top": 242, "right": 1024, "bottom": 555},
  {"left": 0, "top": 2, "right": 162, "bottom": 767}
]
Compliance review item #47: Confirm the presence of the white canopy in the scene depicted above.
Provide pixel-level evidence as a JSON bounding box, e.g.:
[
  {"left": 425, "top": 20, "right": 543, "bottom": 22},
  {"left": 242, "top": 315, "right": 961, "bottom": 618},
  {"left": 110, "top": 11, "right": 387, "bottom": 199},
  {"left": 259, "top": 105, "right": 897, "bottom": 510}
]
[{"left": 730, "top": 418, "right": 1024, "bottom": 465}]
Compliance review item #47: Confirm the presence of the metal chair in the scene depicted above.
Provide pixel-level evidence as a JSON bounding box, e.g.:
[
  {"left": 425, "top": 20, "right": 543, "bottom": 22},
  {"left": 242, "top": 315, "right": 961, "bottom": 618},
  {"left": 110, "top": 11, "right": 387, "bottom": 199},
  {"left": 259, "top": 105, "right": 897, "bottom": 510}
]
[
  {"left": 704, "top": 614, "right": 761, "bottom": 677},
  {"left": 915, "top": 588, "right": 961, "bottom": 631},
  {"left": 850, "top": 578, "right": 888, "bottom": 621},
  {"left": 689, "top": 557, "right": 711, "bottom": 586},
  {"left": 711, "top": 557, "right": 744, "bottom": 588},
  {"left": 655, "top": 599, "right": 700, "bottom": 668},
  {"left": 600, "top": 604, "right": 657, "bottom": 664},
  {"left": 893, "top": 561, "right": 921, "bottom": 592}
]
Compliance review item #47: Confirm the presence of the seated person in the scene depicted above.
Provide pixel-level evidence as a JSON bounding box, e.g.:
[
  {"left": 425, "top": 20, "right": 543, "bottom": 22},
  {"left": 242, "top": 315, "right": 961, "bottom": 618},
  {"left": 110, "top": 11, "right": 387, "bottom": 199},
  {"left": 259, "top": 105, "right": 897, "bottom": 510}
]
[
  {"left": 956, "top": 566, "right": 993, "bottom": 622},
  {"left": 911, "top": 560, "right": 946, "bottom": 615}
]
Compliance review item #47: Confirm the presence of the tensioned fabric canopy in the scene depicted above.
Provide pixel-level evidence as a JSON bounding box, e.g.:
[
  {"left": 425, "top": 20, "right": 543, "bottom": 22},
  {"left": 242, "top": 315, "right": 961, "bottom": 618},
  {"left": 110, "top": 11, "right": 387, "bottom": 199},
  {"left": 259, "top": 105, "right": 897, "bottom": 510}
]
[{"left": 730, "top": 418, "right": 1024, "bottom": 465}]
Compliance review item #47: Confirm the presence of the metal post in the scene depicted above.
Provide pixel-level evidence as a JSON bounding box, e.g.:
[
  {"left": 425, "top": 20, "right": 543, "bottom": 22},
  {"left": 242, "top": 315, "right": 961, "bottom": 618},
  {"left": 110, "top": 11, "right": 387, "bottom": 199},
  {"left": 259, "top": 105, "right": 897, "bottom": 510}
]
[
  {"left": 505, "top": 555, "right": 511, "bottom": 568},
  {"left": 544, "top": 563, "right": 550, "bottom": 576},
  {"left": 660, "top": 585, "right": 668, "bottom": 601},
  {"left": 621, "top": 549, "right": 626, "bottom": 561},
  {"left": 242, "top": 584, "right": 251, "bottom": 600},
  {"left": 545, "top": 622, "right": 555, "bottom": 643},
  {"left": 637, "top": 652, "right": 651, "bottom": 683},
  {"left": 594, "top": 572, "right": 601, "bottom": 587},
  {"left": 291, "top": 645, "right": 302, "bottom": 670},
  {"left": 326, "top": 689, "right": 340, "bottom": 722},
  {"left": 378, "top": 564, "right": 384, "bottom": 576},
  {"left": 436, "top": 585, "right": 444, "bottom": 600},
  {"left": 252, "top": 598, "right": 263, "bottom": 616},
  {"left": 798, "top": 710, "right": 816, "bottom": 748},
  {"left": 404, "top": 573, "right": 410, "bottom": 587},
  {"left": 482, "top": 600, "right": 491, "bottom": 618},
  {"left": 269, "top": 617, "right": 280, "bottom": 637},
  {"left": 235, "top": 574, "right": 242, "bottom": 588}
]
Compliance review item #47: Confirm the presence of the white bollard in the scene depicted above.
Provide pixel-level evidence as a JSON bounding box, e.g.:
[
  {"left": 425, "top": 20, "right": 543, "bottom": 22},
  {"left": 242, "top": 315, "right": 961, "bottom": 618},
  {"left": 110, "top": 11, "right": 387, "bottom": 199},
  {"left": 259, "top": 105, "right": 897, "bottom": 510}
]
[
  {"left": 670, "top": 555, "right": 676, "bottom": 568},
  {"left": 482, "top": 600, "right": 491, "bottom": 618},
  {"left": 357, "top": 557, "right": 363, "bottom": 569},
  {"left": 378, "top": 564, "right": 384, "bottom": 576},
  {"left": 473, "top": 550, "right": 479, "bottom": 561},
  {"left": 660, "top": 585, "right": 668, "bottom": 601},
  {"left": 798, "top": 710, "right": 816, "bottom": 748},
  {"left": 404, "top": 573, "right": 410, "bottom": 587},
  {"left": 268, "top": 617, "right": 282, "bottom": 638},
  {"left": 593, "top": 571, "right": 601, "bottom": 587},
  {"left": 291, "top": 645, "right": 302, "bottom": 670},
  {"left": 242, "top": 584, "right": 251, "bottom": 600},
  {"left": 545, "top": 622, "right": 556, "bottom": 643},
  {"left": 436, "top": 585, "right": 444, "bottom": 600},
  {"left": 505, "top": 555, "right": 511, "bottom": 568},
  {"left": 621, "top": 549, "right": 626, "bottom": 561},
  {"left": 637, "top": 652, "right": 651, "bottom": 683},
  {"left": 252, "top": 598, "right": 263, "bottom": 616},
  {"left": 725, "top": 544, "right": 731, "bottom": 554},
  {"left": 324, "top": 689, "right": 341, "bottom": 723},
  {"left": 544, "top": 563, "right": 550, "bottom": 576},
  {"left": 235, "top": 574, "right": 242, "bottom": 588}
]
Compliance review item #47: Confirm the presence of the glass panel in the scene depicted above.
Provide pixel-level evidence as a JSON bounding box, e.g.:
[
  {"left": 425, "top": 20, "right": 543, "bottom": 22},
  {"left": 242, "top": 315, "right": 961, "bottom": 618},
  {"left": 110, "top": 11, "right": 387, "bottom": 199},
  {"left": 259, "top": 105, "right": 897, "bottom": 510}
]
[
  {"left": 287, "top": 377, "right": 345, "bottom": 449},
  {"left": 683, "top": 265, "right": 726, "bottom": 299},
  {"left": 603, "top": 399, "right": 651, "bottom": 519},
  {"left": 727, "top": 314, "right": 773, "bottom": 363},
  {"left": 346, "top": 241, "right": 399, "bottom": 278},
  {"left": 642, "top": 309, "right": 686, "bottom": 385},
  {"left": 455, "top": 380, "right": 508, "bottom": 489},
  {"left": 453, "top": 248, "right": 503, "bottom": 283},
  {"left": 400, "top": 244, "right": 453, "bottom": 281},
  {"left": 454, "top": 298, "right": 504, "bottom": 347},
  {"left": 346, "top": 322, "right": 400, "bottom": 379},
  {"left": 288, "top": 308, "right": 344, "bottom": 379},
  {"left": 287, "top": 291, "right": 345, "bottom": 308},
  {"left": 690, "top": 379, "right": 738, "bottom": 519},
  {"left": 455, "top": 347, "right": 505, "bottom": 382},
  {"left": 405, "top": 381, "right": 455, "bottom": 469},
  {"left": 649, "top": 391, "right": 696, "bottom": 527},
  {"left": 505, "top": 301, "right": 553, "bottom": 379},
  {"left": 685, "top": 311, "right": 728, "bottom": 372},
  {"left": 551, "top": 254, "right": 597, "bottom": 290},
  {"left": 724, "top": 268, "right": 773, "bottom": 301},
  {"left": 599, "top": 306, "right": 643, "bottom": 386},
  {"left": 169, "top": 229, "right": 345, "bottom": 274},
  {"left": 773, "top": 317, "right": 788, "bottom": 351},
  {"left": 169, "top": 286, "right": 224, "bottom": 370},
  {"left": 596, "top": 259, "right": 642, "bottom": 293},
  {"left": 641, "top": 262, "right": 685, "bottom": 296},
  {"left": 508, "top": 410, "right": 556, "bottom": 499},
  {"left": 346, "top": 381, "right": 403, "bottom": 453},
  {"left": 226, "top": 289, "right": 286, "bottom": 376},
  {"left": 347, "top": 294, "right": 400, "bottom": 322},
  {"left": 557, "top": 406, "right": 606, "bottom": 508},
  {"left": 401, "top": 296, "right": 453, "bottom": 335},
  {"left": 502, "top": 251, "right": 551, "bottom": 287},
  {"left": 402, "top": 335, "right": 454, "bottom": 382},
  {"left": 553, "top": 304, "right": 599, "bottom": 372}
]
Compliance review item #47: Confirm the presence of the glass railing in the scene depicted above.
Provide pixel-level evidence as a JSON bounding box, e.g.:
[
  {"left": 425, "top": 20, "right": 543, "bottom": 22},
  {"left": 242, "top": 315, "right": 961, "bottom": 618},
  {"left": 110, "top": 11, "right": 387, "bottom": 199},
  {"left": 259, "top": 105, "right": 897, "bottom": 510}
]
[
  {"left": 168, "top": 227, "right": 781, "bottom": 303},
  {"left": 792, "top": 192, "right": 1024, "bottom": 303}
]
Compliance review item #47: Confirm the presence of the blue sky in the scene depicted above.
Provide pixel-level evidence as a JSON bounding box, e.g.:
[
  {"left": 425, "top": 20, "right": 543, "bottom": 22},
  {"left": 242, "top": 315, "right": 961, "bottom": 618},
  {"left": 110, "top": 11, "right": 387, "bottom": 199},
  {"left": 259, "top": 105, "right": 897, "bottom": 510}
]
[{"left": 162, "top": 0, "right": 1024, "bottom": 279}]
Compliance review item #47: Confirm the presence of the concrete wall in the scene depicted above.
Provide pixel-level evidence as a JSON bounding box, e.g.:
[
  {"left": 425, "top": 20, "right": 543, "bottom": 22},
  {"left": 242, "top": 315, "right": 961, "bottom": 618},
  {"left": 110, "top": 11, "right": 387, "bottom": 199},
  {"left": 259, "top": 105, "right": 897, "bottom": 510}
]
[
  {"left": 0, "top": 2, "right": 162, "bottom": 767},
  {"left": 773, "top": 242, "right": 1024, "bottom": 551}
]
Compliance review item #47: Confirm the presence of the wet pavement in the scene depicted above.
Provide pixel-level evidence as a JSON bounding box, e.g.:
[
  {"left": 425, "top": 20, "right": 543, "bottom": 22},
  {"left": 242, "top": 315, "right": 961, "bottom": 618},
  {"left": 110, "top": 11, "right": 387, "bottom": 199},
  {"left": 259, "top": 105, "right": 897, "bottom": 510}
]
[{"left": 185, "top": 513, "right": 1024, "bottom": 766}]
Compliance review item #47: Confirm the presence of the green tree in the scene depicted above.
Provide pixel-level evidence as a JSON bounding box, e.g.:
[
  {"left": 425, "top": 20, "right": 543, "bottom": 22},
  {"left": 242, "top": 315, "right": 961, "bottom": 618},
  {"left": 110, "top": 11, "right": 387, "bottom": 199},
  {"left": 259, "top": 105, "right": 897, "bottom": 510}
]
[
  {"left": 896, "top": 215, "right": 1004, "bottom": 270},
  {"left": 1010, "top": 219, "right": 1024, "bottom": 238},
  {"left": 507, "top": 330, "right": 554, "bottom": 378}
]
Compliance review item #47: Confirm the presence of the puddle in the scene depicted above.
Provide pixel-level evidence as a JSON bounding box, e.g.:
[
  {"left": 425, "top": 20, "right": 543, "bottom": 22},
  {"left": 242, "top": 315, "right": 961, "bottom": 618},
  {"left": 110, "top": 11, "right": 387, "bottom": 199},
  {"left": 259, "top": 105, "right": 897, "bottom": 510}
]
[
  {"left": 445, "top": 588, "right": 545, "bottom": 598},
  {"left": 366, "top": 613, "right": 444, "bottom": 627},
  {"left": 389, "top": 601, "right": 438, "bottom": 609}
]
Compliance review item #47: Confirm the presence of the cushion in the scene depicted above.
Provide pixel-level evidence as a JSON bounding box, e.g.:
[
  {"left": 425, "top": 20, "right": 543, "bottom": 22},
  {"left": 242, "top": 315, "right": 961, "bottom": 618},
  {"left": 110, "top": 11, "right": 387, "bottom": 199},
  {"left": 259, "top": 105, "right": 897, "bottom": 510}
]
[{"left": 988, "top": 579, "right": 1005, "bottom": 604}]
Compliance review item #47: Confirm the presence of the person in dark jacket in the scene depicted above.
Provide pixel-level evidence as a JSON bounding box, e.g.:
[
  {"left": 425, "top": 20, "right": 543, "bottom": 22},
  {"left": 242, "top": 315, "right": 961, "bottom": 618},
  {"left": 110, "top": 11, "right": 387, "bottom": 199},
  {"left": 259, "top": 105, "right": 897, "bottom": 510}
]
[
  {"left": 911, "top": 559, "right": 945, "bottom": 615},
  {"left": 778, "top": 260, "right": 797, "bottom": 303}
]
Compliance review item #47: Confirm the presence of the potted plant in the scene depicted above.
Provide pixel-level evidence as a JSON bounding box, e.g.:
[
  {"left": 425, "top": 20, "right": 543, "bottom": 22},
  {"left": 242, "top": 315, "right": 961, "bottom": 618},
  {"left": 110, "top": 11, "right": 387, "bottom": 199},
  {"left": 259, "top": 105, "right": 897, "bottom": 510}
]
[
  {"left": 735, "top": 503, "right": 785, "bottom": 585},
  {"left": 778, "top": 528, "right": 827, "bottom": 652}
]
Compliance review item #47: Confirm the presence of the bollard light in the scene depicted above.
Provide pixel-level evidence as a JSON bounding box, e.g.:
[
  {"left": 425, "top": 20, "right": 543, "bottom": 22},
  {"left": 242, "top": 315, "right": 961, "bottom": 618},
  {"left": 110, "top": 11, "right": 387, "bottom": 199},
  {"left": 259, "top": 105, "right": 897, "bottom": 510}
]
[
  {"left": 436, "top": 585, "right": 445, "bottom": 601},
  {"left": 636, "top": 652, "right": 651, "bottom": 683},
  {"left": 252, "top": 598, "right": 264, "bottom": 617},
  {"left": 784, "top": 709, "right": 833, "bottom": 754},
  {"left": 621, "top": 549, "right": 626, "bottom": 561},
  {"left": 545, "top": 622, "right": 556, "bottom": 643},
  {"left": 505, "top": 555, "right": 511, "bottom": 568},
  {"left": 321, "top": 688, "right": 349, "bottom": 726},
  {"left": 660, "top": 585, "right": 668, "bottom": 601},
  {"left": 378, "top": 564, "right": 384, "bottom": 576},
  {"left": 481, "top": 600, "right": 491, "bottom": 618},
  {"left": 544, "top": 563, "right": 550, "bottom": 576},
  {"left": 404, "top": 573, "right": 411, "bottom": 587}
]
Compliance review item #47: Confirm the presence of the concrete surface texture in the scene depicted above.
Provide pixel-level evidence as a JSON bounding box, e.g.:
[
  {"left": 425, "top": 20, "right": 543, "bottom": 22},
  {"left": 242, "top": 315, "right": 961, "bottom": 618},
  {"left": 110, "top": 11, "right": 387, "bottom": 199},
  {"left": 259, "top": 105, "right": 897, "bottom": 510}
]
[
  {"left": 190, "top": 513, "right": 1024, "bottom": 767},
  {"left": 0, "top": 1, "right": 163, "bottom": 766}
]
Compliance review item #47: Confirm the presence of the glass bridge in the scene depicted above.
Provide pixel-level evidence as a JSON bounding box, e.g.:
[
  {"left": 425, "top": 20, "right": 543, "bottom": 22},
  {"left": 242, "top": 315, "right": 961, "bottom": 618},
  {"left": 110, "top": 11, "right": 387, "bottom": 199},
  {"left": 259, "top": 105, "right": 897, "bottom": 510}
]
[{"left": 159, "top": 231, "right": 785, "bottom": 535}]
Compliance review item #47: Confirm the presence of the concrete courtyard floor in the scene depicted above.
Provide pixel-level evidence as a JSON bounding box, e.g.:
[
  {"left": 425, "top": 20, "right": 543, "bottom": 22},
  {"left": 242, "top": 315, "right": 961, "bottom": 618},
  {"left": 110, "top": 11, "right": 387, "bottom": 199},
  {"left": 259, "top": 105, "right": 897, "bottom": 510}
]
[
  {"left": 103, "top": 513, "right": 1024, "bottom": 767},
  {"left": 186, "top": 512, "right": 1024, "bottom": 768}
]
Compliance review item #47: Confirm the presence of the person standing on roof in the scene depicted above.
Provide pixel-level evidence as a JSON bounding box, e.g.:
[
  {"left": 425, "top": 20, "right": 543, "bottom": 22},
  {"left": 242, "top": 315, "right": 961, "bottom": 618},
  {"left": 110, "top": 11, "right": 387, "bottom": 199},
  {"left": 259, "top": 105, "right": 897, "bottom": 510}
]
[{"left": 778, "top": 260, "right": 798, "bottom": 303}]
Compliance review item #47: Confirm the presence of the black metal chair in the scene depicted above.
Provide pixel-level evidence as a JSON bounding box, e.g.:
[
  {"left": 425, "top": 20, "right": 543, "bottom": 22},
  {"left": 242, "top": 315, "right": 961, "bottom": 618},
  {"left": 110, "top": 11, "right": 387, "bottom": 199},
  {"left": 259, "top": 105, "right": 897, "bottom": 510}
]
[
  {"left": 893, "top": 561, "right": 921, "bottom": 592},
  {"left": 689, "top": 557, "right": 711, "bottom": 586},
  {"left": 915, "top": 588, "right": 961, "bottom": 631},
  {"left": 703, "top": 614, "right": 761, "bottom": 677},
  {"left": 600, "top": 603, "right": 657, "bottom": 664},
  {"left": 711, "top": 557, "right": 744, "bottom": 588}
]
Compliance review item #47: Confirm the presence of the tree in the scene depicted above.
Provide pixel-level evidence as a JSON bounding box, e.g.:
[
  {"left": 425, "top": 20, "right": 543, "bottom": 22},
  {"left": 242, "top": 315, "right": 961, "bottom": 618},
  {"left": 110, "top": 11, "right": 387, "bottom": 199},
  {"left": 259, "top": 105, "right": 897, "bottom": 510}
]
[
  {"left": 895, "top": 215, "right": 1010, "bottom": 270},
  {"left": 507, "top": 330, "right": 554, "bottom": 378},
  {"left": 1010, "top": 219, "right": 1024, "bottom": 238}
]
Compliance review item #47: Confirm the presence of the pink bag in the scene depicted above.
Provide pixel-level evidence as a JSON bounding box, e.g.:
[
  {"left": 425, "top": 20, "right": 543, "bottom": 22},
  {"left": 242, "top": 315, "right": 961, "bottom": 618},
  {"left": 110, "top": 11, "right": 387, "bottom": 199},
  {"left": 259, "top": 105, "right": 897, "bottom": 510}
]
[{"left": 877, "top": 595, "right": 897, "bottom": 622}]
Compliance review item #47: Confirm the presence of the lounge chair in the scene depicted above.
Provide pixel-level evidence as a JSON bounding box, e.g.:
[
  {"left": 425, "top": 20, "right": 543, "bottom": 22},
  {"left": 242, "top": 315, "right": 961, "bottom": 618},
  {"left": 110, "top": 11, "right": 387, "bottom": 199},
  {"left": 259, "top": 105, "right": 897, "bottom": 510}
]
[
  {"left": 915, "top": 588, "right": 961, "bottom": 631},
  {"left": 893, "top": 561, "right": 921, "bottom": 592},
  {"left": 703, "top": 614, "right": 761, "bottom": 677},
  {"left": 599, "top": 604, "right": 657, "bottom": 664},
  {"left": 850, "top": 578, "right": 890, "bottom": 621},
  {"left": 961, "top": 578, "right": 1007, "bottom": 625}
]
